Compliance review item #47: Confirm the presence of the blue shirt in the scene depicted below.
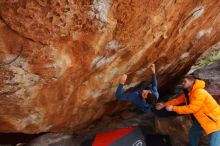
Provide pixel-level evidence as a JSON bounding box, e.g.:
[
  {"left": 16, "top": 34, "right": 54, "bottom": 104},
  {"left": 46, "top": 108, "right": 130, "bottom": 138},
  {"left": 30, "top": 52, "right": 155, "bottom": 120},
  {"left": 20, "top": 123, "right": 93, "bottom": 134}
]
[{"left": 115, "top": 74, "right": 159, "bottom": 112}]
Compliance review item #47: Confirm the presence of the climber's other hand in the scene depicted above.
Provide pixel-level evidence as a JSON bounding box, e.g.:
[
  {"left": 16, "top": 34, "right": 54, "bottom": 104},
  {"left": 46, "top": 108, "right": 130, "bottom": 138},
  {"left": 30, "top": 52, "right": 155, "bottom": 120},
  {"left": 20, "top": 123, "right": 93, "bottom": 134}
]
[
  {"left": 120, "top": 74, "right": 127, "bottom": 85},
  {"left": 150, "top": 64, "right": 156, "bottom": 74}
]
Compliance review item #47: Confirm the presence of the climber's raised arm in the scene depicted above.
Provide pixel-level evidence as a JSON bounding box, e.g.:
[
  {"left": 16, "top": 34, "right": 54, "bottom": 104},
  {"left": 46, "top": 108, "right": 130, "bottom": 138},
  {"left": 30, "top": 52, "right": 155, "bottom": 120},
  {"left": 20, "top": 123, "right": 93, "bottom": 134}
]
[
  {"left": 150, "top": 64, "right": 157, "bottom": 89},
  {"left": 115, "top": 74, "right": 137, "bottom": 101},
  {"left": 150, "top": 64, "right": 159, "bottom": 98}
]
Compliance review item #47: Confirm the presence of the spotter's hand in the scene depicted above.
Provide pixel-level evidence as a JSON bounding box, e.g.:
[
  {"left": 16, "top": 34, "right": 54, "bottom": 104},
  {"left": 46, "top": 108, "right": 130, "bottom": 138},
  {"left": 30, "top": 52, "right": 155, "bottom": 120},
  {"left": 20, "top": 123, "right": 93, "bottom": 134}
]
[
  {"left": 166, "top": 105, "right": 174, "bottom": 112},
  {"left": 156, "top": 103, "right": 165, "bottom": 110}
]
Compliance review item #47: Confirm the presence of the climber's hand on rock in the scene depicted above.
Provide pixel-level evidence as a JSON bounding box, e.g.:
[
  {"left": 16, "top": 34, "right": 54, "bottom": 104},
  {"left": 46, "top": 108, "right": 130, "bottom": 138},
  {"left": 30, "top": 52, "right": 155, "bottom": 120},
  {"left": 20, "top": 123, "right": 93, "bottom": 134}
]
[
  {"left": 150, "top": 64, "right": 156, "bottom": 74},
  {"left": 156, "top": 103, "right": 165, "bottom": 110},
  {"left": 166, "top": 105, "right": 173, "bottom": 111},
  {"left": 120, "top": 74, "right": 127, "bottom": 85}
]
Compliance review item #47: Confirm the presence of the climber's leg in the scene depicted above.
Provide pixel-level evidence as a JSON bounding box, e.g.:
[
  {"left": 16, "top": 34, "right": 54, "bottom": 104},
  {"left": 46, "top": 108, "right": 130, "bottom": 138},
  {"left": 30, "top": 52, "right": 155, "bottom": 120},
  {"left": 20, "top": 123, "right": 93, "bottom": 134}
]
[{"left": 189, "top": 120, "right": 203, "bottom": 146}]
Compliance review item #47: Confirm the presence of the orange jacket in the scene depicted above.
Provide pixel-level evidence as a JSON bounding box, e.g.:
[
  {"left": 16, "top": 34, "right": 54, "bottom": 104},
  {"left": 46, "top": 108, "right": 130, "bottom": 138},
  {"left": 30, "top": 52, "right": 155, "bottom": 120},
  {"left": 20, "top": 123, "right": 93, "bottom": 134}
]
[{"left": 165, "top": 79, "right": 220, "bottom": 134}]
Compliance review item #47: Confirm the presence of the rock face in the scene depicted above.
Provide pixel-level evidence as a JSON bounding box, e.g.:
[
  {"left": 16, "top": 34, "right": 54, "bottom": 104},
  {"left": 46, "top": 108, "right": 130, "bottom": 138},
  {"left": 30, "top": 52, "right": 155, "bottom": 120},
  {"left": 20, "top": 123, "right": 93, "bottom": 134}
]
[
  {"left": 0, "top": 0, "right": 219, "bottom": 133},
  {"left": 155, "top": 116, "right": 192, "bottom": 146},
  {"left": 194, "top": 60, "right": 220, "bottom": 103}
]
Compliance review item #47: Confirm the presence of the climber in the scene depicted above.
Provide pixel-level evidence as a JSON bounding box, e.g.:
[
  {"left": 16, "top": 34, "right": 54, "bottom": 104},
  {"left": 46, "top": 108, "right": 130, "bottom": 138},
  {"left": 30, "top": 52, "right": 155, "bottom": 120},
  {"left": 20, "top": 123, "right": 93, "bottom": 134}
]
[
  {"left": 156, "top": 75, "right": 220, "bottom": 146},
  {"left": 115, "top": 64, "right": 159, "bottom": 112}
]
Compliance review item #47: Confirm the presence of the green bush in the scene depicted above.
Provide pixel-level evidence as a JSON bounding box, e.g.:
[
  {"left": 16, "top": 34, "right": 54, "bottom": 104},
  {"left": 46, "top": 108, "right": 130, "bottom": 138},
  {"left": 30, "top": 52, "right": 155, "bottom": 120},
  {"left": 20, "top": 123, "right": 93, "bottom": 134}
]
[{"left": 195, "top": 48, "right": 220, "bottom": 68}]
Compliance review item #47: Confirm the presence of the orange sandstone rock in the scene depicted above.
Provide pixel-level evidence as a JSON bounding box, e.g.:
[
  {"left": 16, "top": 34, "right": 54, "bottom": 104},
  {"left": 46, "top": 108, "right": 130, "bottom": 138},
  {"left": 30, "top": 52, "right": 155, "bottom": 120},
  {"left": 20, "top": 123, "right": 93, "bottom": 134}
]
[{"left": 0, "top": 0, "right": 219, "bottom": 133}]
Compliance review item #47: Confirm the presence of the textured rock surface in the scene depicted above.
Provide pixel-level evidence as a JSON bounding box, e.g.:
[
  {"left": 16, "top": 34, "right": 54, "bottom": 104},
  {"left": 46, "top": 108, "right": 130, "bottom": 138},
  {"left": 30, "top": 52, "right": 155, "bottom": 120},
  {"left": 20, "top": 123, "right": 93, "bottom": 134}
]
[
  {"left": 194, "top": 60, "right": 220, "bottom": 103},
  {"left": 0, "top": 0, "right": 220, "bottom": 133},
  {"left": 155, "top": 116, "right": 192, "bottom": 146}
]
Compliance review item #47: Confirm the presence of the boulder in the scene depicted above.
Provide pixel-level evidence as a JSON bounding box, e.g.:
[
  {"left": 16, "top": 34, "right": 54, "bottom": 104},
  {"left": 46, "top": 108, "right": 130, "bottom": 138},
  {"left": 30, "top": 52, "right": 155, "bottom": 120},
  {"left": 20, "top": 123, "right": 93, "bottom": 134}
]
[
  {"left": 0, "top": 0, "right": 219, "bottom": 133},
  {"left": 193, "top": 60, "right": 220, "bottom": 103},
  {"left": 155, "top": 116, "right": 192, "bottom": 146}
]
